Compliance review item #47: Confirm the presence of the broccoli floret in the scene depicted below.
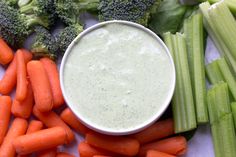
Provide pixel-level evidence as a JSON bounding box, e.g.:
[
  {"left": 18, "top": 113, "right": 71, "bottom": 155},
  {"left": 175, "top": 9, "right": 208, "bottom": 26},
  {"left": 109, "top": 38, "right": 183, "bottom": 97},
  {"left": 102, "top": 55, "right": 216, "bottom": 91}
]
[
  {"left": 98, "top": 0, "right": 162, "bottom": 26},
  {"left": 19, "top": 0, "right": 56, "bottom": 28},
  {"left": 2, "top": 0, "right": 19, "bottom": 7},
  {"left": 54, "top": 0, "right": 99, "bottom": 25},
  {"left": 31, "top": 26, "right": 57, "bottom": 59},
  {"left": 56, "top": 24, "right": 83, "bottom": 55}
]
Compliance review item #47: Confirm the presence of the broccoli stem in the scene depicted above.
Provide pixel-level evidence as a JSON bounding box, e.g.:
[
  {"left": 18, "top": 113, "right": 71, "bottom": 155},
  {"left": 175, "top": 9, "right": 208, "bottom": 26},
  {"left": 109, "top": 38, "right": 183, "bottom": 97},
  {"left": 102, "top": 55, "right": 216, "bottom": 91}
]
[{"left": 20, "top": 0, "right": 38, "bottom": 14}]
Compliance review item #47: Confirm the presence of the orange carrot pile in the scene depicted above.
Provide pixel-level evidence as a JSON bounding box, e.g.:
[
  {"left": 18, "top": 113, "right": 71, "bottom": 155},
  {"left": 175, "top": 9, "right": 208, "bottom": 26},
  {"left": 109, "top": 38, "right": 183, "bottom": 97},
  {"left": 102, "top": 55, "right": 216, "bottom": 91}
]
[
  {"left": 0, "top": 38, "right": 14, "bottom": 65},
  {"left": 33, "top": 107, "right": 75, "bottom": 144},
  {"left": 86, "top": 132, "right": 140, "bottom": 156},
  {"left": 0, "top": 96, "right": 12, "bottom": 144},
  {"left": 27, "top": 60, "right": 53, "bottom": 112},
  {"left": 138, "top": 136, "right": 187, "bottom": 156},
  {"left": 60, "top": 107, "right": 91, "bottom": 135},
  {"left": 132, "top": 118, "right": 174, "bottom": 144},
  {"left": 13, "top": 127, "right": 67, "bottom": 155},
  {"left": 0, "top": 118, "right": 28, "bottom": 157},
  {"left": 40, "top": 57, "right": 64, "bottom": 108}
]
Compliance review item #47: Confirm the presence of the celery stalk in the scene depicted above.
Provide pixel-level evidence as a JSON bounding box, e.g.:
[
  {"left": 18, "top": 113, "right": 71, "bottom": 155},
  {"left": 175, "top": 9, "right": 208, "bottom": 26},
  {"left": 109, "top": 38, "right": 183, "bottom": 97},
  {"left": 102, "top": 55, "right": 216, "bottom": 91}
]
[
  {"left": 217, "top": 58, "right": 236, "bottom": 100},
  {"left": 200, "top": 2, "right": 236, "bottom": 75},
  {"left": 164, "top": 32, "right": 196, "bottom": 133},
  {"left": 230, "top": 102, "right": 236, "bottom": 128},
  {"left": 208, "top": 0, "right": 236, "bottom": 14},
  {"left": 205, "top": 60, "right": 224, "bottom": 84},
  {"left": 184, "top": 13, "right": 208, "bottom": 123},
  {"left": 207, "top": 83, "right": 236, "bottom": 157},
  {"left": 208, "top": 2, "right": 236, "bottom": 61}
]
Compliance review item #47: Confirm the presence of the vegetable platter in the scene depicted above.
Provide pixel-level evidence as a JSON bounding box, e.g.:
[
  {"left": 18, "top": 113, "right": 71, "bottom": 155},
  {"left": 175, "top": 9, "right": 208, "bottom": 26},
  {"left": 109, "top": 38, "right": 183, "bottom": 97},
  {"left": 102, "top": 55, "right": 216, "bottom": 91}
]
[{"left": 1, "top": 0, "right": 236, "bottom": 157}]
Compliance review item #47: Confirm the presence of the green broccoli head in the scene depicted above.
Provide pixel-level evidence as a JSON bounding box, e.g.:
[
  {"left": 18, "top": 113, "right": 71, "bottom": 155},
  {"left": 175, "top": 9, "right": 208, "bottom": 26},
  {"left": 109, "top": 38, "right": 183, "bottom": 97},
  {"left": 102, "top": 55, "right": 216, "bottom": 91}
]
[
  {"left": 56, "top": 24, "right": 83, "bottom": 55},
  {"left": 98, "top": 0, "right": 162, "bottom": 26},
  {"left": 31, "top": 26, "right": 57, "bottom": 59},
  {"left": 0, "top": 1, "right": 30, "bottom": 48},
  {"left": 2, "top": 0, "right": 19, "bottom": 8},
  {"left": 55, "top": 0, "right": 99, "bottom": 25},
  {"left": 19, "top": 0, "right": 56, "bottom": 28}
]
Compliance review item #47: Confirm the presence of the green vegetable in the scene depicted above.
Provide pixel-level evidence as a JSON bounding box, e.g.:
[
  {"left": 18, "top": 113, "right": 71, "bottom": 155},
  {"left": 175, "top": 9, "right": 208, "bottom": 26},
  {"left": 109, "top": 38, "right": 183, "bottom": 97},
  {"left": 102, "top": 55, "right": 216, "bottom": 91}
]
[
  {"left": 18, "top": 0, "right": 31, "bottom": 7},
  {"left": 205, "top": 60, "right": 224, "bottom": 84},
  {"left": 164, "top": 32, "right": 196, "bottom": 133},
  {"left": 98, "top": 0, "right": 161, "bottom": 27},
  {"left": 56, "top": 24, "right": 83, "bottom": 55},
  {"left": 183, "top": 13, "right": 208, "bottom": 123},
  {"left": 31, "top": 26, "right": 57, "bottom": 59},
  {"left": 149, "top": 0, "right": 187, "bottom": 36},
  {"left": 0, "top": 2, "right": 51, "bottom": 48},
  {"left": 2, "top": 0, "right": 18, "bottom": 7},
  {"left": 207, "top": 82, "right": 236, "bottom": 157},
  {"left": 200, "top": 1, "right": 236, "bottom": 74},
  {"left": 231, "top": 102, "right": 236, "bottom": 128},
  {"left": 55, "top": 0, "right": 99, "bottom": 25},
  {"left": 19, "top": 0, "right": 56, "bottom": 28}
]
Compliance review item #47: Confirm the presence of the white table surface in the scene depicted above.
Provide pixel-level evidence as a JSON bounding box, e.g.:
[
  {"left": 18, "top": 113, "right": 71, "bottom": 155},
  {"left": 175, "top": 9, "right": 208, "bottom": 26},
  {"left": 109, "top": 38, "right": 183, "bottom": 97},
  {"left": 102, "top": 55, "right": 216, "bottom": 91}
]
[{"left": 0, "top": 9, "right": 219, "bottom": 157}]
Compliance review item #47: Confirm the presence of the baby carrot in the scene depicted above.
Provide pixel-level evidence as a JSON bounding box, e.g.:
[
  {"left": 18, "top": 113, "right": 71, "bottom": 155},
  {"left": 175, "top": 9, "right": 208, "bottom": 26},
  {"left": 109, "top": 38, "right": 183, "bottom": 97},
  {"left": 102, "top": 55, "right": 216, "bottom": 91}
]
[
  {"left": 78, "top": 141, "right": 115, "bottom": 157},
  {"left": 132, "top": 119, "right": 174, "bottom": 144},
  {"left": 0, "top": 38, "right": 14, "bottom": 65},
  {"left": 26, "top": 120, "right": 44, "bottom": 134},
  {"left": 40, "top": 57, "right": 64, "bottom": 108},
  {"left": 16, "top": 49, "right": 28, "bottom": 101},
  {"left": 93, "top": 156, "right": 112, "bottom": 157},
  {"left": 60, "top": 108, "right": 91, "bottom": 135},
  {"left": 33, "top": 107, "right": 75, "bottom": 144},
  {"left": 0, "top": 50, "right": 32, "bottom": 95},
  {"left": 27, "top": 61, "right": 53, "bottom": 112},
  {"left": 13, "top": 127, "right": 67, "bottom": 155},
  {"left": 56, "top": 152, "right": 75, "bottom": 157},
  {"left": 0, "top": 96, "right": 12, "bottom": 144},
  {"left": 11, "top": 82, "right": 34, "bottom": 119},
  {"left": 138, "top": 136, "right": 187, "bottom": 156},
  {"left": 37, "top": 148, "right": 57, "bottom": 157},
  {"left": 86, "top": 133, "right": 140, "bottom": 156},
  {"left": 146, "top": 150, "right": 176, "bottom": 157},
  {"left": 0, "top": 118, "right": 28, "bottom": 157}
]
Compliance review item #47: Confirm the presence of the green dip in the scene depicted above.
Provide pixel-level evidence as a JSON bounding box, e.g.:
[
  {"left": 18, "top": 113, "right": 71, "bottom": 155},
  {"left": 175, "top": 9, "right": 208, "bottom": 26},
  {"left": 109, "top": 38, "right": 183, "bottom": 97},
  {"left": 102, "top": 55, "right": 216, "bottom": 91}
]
[{"left": 62, "top": 22, "right": 175, "bottom": 134}]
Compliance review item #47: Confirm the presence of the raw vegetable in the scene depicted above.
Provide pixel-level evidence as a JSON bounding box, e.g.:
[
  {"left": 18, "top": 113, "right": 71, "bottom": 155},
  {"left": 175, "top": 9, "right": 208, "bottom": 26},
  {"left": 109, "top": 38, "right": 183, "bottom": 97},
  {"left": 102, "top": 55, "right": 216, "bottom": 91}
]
[
  {"left": 60, "top": 108, "right": 91, "bottom": 135},
  {"left": 26, "top": 120, "right": 44, "bottom": 133},
  {"left": 0, "top": 49, "right": 32, "bottom": 95},
  {"left": 40, "top": 57, "right": 64, "bottom": 108},
  {"left": 163, "top": 32, "right": 196, "bottom": 133},
  {"left": 98, "top": 0, "right": 162, "bottom": 26},
  {"left": 0, "top": 118, "right": 28, "bottom": 157},
  {"left": 56, "top": 24, "right": 83, "bottom": 55},
  {"left": 85, "top": 133, "right": 140, "bottom": 156},
  {"left": 78, "top": 141, "right": 115, "bottom": 157},
  {"left": 0, "top": 38, "right": 14, "bottom": 65},
  {"left": 146, "top": 150, "right": 176, "bottom": 157},
  {"left": 11, "top": 82, "right": 34, "bottom": 119},
  {"left": 132, "top": 119, "right": 174, "bottom": 144},
  {"left": 27, "top": 60, "right": 53, "bottom": 112},
  {"left": 56, "top": 152, "right": 75, "bottom": 157},
  {"left": 33, "top": 107, "right": 75, "bottom": 144},
  {"left": 18, "top": 0, "right": 31, "bottom": 7},
  {"left": 207, "top": 82, "right": 236, "bottom": 157},
  {"left": 2, "top": 0, "right": 19, "bottom": 7},
  {"left": 138, "top": 136, "right": 187, "bottom": 156},
  {"left": 16, "top": 49, "right": 28, "bottom": 101},
  {"left": 37, "top": 148, "right": 57, "bottom": 157},
  {"left": 31, "top": 26, "right": 57, "bottom": 60},
  {"left": 183, "top": 13, "right": 208, "bottom": 123},
  {"left": 231, "top": 102, "right": 236, "bottom": 128},
  {"left": 13, "top": 127, "right": 67, "bottom": 155},
  {"left": 205, "top": 60, "right": 224, "bottom": 84},
  {"left": 200, "top": 1, "right": 236, "bottom": 74},
  {"left": 0, "top": 96, "right": 12, "bottom": 145},
  {"left": 149, "top": 0, "right": 187, "bottom": 36}
]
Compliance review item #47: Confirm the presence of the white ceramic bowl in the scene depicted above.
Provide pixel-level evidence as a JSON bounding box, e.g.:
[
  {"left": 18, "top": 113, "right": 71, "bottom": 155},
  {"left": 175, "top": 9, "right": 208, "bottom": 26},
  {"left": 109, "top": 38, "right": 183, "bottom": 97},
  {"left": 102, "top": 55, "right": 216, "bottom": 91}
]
[{"left": 60, "top": 20, "right": 176, "bottom": 135}]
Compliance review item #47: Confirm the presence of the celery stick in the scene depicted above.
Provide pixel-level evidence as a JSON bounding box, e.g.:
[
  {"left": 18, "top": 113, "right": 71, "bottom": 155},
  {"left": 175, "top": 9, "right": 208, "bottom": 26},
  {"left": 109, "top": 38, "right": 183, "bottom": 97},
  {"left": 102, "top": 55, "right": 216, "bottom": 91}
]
[
  {"left": 208, "top": 2, "right": 236, "bottom": 61},
  {"left": 230, "top": 102, "right": 236, "bottom": 128},
  {"left": 200, "top": 2, "right": 236, "bottom": 75},
  {"left": 218, "top": 114, "right": 236, "bottom": 157},
  {"left": 211, "top": 123, "right": 222, "bottom": 157},
  {"left": 208, "top": 0, "right": 236, "bottom": 14},
  {"left": 163, "top": 32, "right": 196, "bottom": 133},
  {"left": 217, "top": 58, "right": 236, "bottom": 100},
  {"left": 205, "top": 60, "right": 224, "bottom": 84}
]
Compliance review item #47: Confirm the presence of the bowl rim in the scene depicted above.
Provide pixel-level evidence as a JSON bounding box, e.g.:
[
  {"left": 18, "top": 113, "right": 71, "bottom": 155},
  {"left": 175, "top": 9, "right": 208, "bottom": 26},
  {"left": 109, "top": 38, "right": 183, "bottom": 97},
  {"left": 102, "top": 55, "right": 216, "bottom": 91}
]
[{"left": 60, "top": 20, "right": 176, "bottom": 135}]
